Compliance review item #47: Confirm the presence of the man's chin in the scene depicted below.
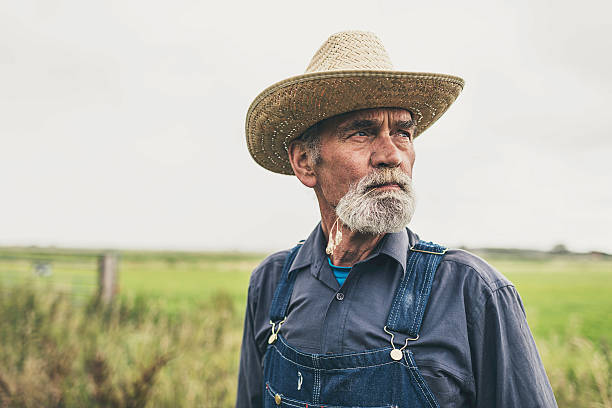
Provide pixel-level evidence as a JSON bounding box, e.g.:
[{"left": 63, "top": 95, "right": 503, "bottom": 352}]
[
  {"left": 340, "top": 207, "right": 414, "bottom": 235},
  {"left": 336, "top": 181, "right": 416, "bottom": 235},
  {"left": 363, "top": 188, "right": 411, "bottom": 200}
]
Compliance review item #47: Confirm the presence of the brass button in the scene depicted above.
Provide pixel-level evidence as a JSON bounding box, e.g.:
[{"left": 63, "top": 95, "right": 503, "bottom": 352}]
[{"left": 274, "top": 393, "right": 282, "bottom": 405}]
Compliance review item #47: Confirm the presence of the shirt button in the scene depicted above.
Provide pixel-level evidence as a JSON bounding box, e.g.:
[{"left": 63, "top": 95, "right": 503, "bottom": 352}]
[{"left": 336, "top": 292, "right": 344, "bottom": 301}]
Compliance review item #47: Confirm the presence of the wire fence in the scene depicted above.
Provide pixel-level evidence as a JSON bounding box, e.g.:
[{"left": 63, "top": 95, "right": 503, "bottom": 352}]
[{"left": 0, "top": 251, "right": 118, "bottom": 302}]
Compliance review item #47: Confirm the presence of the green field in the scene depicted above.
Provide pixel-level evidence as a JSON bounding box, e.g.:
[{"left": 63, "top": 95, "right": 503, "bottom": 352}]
[
  {"left": 116, "top": 252, "right": 612, "bottom": 343},
  {"left": 0, "top": 248, "right": 611, "bottom": 407},
  {"left": 496, "top": 256, "right": 612, "bottom": 342}
]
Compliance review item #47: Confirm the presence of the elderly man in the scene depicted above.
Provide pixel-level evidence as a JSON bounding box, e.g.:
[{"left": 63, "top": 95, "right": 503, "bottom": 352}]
[{"left": 237, "top": 31, "right": 557, "bottom": 408}]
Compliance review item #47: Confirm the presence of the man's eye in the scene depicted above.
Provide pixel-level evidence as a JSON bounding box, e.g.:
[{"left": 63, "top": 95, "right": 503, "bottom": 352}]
[
  {"left": 350, "top": 131, "right": 368, "bottom": 137},
  {"left": 398, "top": 131, "right": 413, "bottom": 139}
]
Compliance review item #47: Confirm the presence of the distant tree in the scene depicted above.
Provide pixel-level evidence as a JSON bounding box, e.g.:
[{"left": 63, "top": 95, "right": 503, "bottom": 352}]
[{"left": 550, "top": 243, "right": 569, "bottom": 254}]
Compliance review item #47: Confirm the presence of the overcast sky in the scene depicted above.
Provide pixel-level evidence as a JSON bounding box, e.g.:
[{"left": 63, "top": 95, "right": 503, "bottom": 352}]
[{"left": 1, "top": 0, "right": 611, "bottom": 253}]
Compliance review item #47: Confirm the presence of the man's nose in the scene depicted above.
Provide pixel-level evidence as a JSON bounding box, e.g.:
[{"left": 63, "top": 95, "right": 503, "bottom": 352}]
[{"left": 370, "top": 134, "right": 402, "bottom": 168}]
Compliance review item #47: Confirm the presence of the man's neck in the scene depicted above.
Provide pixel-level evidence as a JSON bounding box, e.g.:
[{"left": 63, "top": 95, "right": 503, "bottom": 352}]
[{"left": 321, "top": 217, "right": 384, "bottom": 267}]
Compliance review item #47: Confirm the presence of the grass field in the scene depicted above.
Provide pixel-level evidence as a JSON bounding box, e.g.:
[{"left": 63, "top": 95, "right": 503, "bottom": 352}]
[
  {"left": 495, "top": 256, "right": 612, "bottom": 342},
  {"left": 0, "top": 248, "right": 611, "bottom": 407},
  {"left": 115, "top": 251, "right": 612, "bottom": 343}
]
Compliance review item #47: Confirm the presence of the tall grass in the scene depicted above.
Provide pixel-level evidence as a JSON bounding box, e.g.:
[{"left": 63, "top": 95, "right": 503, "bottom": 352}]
[
  {"left": 540, "top": 335, "right": 612, "bottom": 407},
  {"left": 0, "top": 285, "right": 241, "bottom": 407},
  {"left": 0, "top": 284, "right": 610, "bottom": 407}
]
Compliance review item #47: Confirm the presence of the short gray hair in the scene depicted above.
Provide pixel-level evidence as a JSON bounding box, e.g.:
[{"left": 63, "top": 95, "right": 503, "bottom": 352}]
[{"left": 294, "top": 122, "right": 322, "bottom": 165}]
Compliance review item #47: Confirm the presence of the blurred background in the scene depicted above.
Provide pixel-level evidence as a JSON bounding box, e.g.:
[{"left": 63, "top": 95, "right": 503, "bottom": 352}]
[
  {"left": 1, "top": 0, "right": 611, "bottom": 407},
  {"left": 1, "top": 0, "right": 611, "bottom": 253}
]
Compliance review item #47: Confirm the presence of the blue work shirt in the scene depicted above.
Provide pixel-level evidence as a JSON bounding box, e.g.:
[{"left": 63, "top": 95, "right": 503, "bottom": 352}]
[{"left": 236, "top": 224, "right": 557, "bottom": 407}]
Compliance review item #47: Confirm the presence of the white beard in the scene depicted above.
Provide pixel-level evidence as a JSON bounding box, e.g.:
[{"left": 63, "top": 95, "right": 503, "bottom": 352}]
[{"left": 335, "top": 168, "right": 416, "bottom": 235}]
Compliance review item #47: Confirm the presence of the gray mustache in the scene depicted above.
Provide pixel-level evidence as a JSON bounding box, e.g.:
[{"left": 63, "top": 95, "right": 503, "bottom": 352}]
[{"left": 357, "top": 169, "right": 412, "bottom": 193}]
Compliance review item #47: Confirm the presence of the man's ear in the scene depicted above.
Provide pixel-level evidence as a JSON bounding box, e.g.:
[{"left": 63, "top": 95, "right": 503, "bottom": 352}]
[{"left": 288, "top": 142, "right": 317, "bottom": 188}]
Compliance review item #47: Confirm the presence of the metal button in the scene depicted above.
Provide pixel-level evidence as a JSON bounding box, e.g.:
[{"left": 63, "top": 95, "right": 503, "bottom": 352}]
[
  {"left": 390, "top": 348, "right": 403, "bottom": 361},
  {"left": 336, "top": 292, "right": 344, "bottom": 301},
  {"left": 274, "top": 393, "right": 282, "bottom": 405}
]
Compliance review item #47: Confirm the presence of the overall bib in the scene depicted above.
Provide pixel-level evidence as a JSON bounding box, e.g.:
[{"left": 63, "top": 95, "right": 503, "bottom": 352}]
[{"left": 263, "top": 240, "right": 446, "bottom": 408}]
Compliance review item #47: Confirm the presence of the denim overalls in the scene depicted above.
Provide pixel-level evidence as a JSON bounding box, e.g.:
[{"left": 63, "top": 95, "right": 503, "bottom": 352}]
[{"left": 263, "top": 240, "right": 446, "bottom": 408}]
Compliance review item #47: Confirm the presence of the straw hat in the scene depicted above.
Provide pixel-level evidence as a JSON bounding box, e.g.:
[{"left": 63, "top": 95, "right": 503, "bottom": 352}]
[{"left": 246, "top": 31, "right": 464, "bottom": 175}]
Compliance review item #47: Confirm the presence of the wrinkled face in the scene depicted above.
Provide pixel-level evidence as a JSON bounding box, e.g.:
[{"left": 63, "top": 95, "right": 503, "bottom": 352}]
[{"left": 313, "top": 108, "right": 416, "bottom": 212}]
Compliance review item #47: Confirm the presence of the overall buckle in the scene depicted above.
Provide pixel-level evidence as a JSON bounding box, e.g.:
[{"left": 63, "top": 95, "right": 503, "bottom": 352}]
[
  {"left": 383, "top": 325, "right": 419, "bottom": 361},
  {"left": 268, "top": 317, "right": 287, "bottom": 344}
]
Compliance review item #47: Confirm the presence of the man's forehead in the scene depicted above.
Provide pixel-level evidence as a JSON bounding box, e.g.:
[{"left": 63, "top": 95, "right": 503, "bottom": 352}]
[{"left": 330, "top": 108, "right": 413, "bottom": 127}]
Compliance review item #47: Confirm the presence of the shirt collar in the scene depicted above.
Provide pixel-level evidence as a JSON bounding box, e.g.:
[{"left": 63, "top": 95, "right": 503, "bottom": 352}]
[
  {"left": 289, "top": 222, "right": 420, "bottom": 276},
  {"left": 289, "top": 222, "right": 327, "bottom": 276}
]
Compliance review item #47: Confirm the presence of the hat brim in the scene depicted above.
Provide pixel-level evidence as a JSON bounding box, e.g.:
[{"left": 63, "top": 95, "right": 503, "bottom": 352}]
[{"left": 246, "top": 70, "right": 464, "bottom": 175}]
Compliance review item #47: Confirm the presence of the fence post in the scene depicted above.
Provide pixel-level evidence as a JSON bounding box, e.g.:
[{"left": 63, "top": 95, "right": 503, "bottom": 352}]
[{"left": 98, "top": 252, "right": 119, "bottom": 303}]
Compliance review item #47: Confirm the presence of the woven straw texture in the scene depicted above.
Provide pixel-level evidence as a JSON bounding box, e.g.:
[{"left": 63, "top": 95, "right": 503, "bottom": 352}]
[{"left": 246, "top": 31, "right": 465, "bottom": 175}]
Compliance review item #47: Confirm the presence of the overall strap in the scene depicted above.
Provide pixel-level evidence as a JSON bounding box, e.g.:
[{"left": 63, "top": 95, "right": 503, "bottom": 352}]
[
  {"left": 385, "top": 240, "right": 446, "bottom": 338},
  {"left": 269, "top": 242, "right": 304, "bottom": 323}
]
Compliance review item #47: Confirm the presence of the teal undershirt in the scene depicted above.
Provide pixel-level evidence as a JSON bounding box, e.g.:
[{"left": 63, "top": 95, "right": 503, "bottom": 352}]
[{"left": 327, "top": 257, "right": 352, "bottom": 286}]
